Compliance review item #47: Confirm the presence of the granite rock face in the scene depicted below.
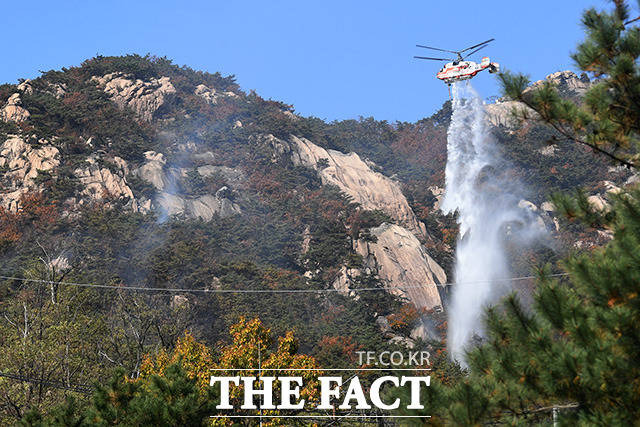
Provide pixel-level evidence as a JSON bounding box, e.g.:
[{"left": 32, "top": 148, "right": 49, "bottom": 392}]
[
  {"left": 0, "top": 135, "right": 59, "bottom": 210},
  {"left": 333, "top": 223, "right": 445, "bottom": 314},
  {"left": 290, "top": 135, "right": 427, "bottom": 238},
  {"left": 73, "top": 156, "right": 142, "bottom": 211},
  {"left": 353, "top": 223, "right": 445, "bottom": 311},
  {"left": 193, "top": 84, "right": 238, "bottom": 105},
  {"left": 528, "top": 70, "right": 590, "bottom": 97},
  {"left": 91, "top": 73, "right": 176, "bottom": 121},
  {"left": 134, "top": 151, "right": 241, "bottom": 221},
  {"left": 155, "top": 191, "right": 240, "bottom": 221}
]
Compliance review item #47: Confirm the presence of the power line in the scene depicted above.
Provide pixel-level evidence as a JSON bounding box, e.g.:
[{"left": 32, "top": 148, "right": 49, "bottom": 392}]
[
  {"left": 0, "top": 273, "right": 570, "bottom": 294},
  {"left": 0, "top": 371, "right": 93, "bottom": 394}
]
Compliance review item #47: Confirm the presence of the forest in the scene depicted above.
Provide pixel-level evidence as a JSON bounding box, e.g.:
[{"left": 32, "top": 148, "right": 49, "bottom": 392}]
[{"left": 1, "top": 0, "right": 639, "bottom": 425}]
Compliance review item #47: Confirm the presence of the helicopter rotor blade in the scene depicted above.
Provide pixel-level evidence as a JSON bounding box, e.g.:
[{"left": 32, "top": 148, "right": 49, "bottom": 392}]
[
  {"left": 414, "top": 56, "right": 452, "bottom": 61},
  {"left": 459, "top": 38, "right": 495, "bottom": 53},
  {"left": 462, "top": 44, "right": 488, "bottom": 60},
  {"left": 416, "top": 44, "right": 458, "bottom": 54}
]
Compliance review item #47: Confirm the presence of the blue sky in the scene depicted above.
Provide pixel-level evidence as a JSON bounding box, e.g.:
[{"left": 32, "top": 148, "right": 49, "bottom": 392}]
[{"left": 2, "top": 1, "right": 609, "bottom": 122}]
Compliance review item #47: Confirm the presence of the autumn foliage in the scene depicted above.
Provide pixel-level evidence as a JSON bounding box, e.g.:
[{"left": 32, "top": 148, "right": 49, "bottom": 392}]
[
  {"left": 138, "top": 318, "right": 321, "bottom": 425},
  {"left": 211, "top": 318, "right": 321, "bottom": 424},
  {"left": 139, "top": 331, "right": 214, "bottom": 391},
  {"left": 387, "top": 304, "right": 423, "bottom": 335},
  {"left": 0, "top": 192, "right": 58, "bottom": 249}
]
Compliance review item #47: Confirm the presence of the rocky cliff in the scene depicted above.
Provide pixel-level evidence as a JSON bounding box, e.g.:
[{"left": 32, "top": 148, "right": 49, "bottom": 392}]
[
  {"left": 334, "top": 223, "right": 445, "bottom": 311},
  {"left": 248, "top": 132, "right": 447, "bottom": 319},
  {"left": 133, "top": 150, "right": 241, "bottom": 221},
  {"left": 289, "top": 135, "right": 427, "bottom": 238},
  {"left": 0, "top": 135, "right": 59, "bottom": 210}
]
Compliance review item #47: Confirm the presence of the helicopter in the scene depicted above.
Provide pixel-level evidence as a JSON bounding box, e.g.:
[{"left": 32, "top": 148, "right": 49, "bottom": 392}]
[{"left": 414, "top": 38, "right": 499, "bottom": 93}]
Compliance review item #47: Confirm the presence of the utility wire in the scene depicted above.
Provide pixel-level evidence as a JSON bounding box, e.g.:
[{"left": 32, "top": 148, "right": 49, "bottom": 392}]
[
  {"left": 0, "top": 273, "right": 570, "bottom": 294},
  {"left": 0, "top": 371, "right": 93, "bottom": 394}
]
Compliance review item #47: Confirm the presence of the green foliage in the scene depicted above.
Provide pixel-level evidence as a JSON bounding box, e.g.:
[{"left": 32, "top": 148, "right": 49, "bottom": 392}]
[
  {"left": 499, "top": 0, "right": 640, "bottom": 169},
  {"left": 125, "top": 174, "right": 156, "bottom": 200},
  {"left": 20, "top": 83, "right": 154, "bottom": 161},
  {"left": 23, "top": 364, "right": 218, "bottom": 426},
  {"left": 398, "top": 2, "right": 640, "bottom": 424},
  {"left": 399, "top": 189, "right": 640, "bottom": 423},
  {"left": 0, "top": 264, "right": 108, "bottom": 424}
]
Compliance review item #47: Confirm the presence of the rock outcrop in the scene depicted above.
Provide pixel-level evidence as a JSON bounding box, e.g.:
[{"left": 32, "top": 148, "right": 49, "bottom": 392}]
[
  {"left": 197, "top": 165, "right": 246, "bottom": 189},
  {"left": 484, "top": 71, "right": 590, "bottom": 129},
  {"left": 0, "top": 135, "right": 59, "bottom": 210},
  {"left": 537, "top": 145, "right": 559, "bottom": 156},
  {"left": 529, "top": 71, "right": 590, "bottom": 98},
  {"left": 193, "top": 84, "right": 238, "bottom": 105},
  {"left": 91, "top": 73, "right": 176, "bottom": 121},
  {"left": 73, "top": 156, "right": 143, "bottom": 211},
  {"left": 1, "top": 93, "right": 30, "bottom": 123},
  {"left": 428, "top": 185, "right": 444, "bottom": 210},
  {"left": 156, "top": 190, "right": 240, "bottom": 221},
  {"left": 136, "top": 151, "right": 167, "bottom": 190},
  {"left": 518, "top": 199, "right": 548, "bottom": 232},
  {"left": 484, "top": 99, "right": 529, "bottom": 128},
  {"left": 289, "top": 135, "right": 427, "bottom": 238},
  {"left": 134, "top": 150, "right": 241, "bottom": 221},
  {"left": 334, "top": 223, "right": 445, "bottom": 312}
]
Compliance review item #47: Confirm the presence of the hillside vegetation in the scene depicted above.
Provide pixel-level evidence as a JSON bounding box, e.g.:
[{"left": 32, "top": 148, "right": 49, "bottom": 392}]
[{"left": 0, "top": 52, "right": 631, "bottom": 422}]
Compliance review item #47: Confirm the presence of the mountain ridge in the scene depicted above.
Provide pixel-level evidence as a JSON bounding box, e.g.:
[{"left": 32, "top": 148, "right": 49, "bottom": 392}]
[{"left": 0, "top": 54, "right": 633, "bottom": 355}]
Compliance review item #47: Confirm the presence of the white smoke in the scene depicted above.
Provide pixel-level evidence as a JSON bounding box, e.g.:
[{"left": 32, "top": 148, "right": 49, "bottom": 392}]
[{"left": 442, "top": 82, "right": 541, "bottom": 362}]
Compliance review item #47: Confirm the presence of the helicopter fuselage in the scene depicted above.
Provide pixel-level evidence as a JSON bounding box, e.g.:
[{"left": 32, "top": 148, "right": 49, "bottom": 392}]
[{"left": 436, "top": 56, "right": 500, "bottom": 85}]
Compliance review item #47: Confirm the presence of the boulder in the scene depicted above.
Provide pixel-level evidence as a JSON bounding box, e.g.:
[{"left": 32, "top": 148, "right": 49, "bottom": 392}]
[
  {"left": 428, "top": 186, "right": 444, "bottom": 210},
  {"left": 537, "top": 145, "right": 559, "bottom": 156},
  {"left": 587, "top": 194, "right": 610, "bottom": 211},
  {"left": 17, "top": 80, "right": 33, "bottom": 95},
  {"left": 155, "top": 191, "right": 240, "bottom": 221},
  {"left": 540, "top": 201, "right": 555, "bottom": 213},
  {"left": 194, "top": 84, "right": 217, "bottom": 104},
  {"left": 170, "top": 295, "right": 189, "bottom": 309},
  {"left": 194, "top": 84, "right": 239, "bottom": 105},
  {"left": 601, "top": 180, "right": 622, "bottom": 199}
]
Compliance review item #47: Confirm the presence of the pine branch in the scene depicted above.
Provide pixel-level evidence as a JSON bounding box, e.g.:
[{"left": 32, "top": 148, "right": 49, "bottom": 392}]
[{"left": 514, "top": 95, "right": 638, "bottom": 169}]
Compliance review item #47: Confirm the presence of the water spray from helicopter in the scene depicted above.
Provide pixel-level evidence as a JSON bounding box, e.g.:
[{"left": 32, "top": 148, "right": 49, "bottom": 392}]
[{"left": 415, "top": 40, "right": 543, "bottom": 362}]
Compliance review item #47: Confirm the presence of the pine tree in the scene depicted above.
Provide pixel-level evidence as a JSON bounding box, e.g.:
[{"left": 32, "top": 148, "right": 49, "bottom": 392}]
[
  {"left": 500, "top": 0, "right": 640, "bottom": 170},
  {"left": 396, "top": 1, "right": 640, "bottom": 424},
  {"left": 21, "top": 364, "right": 219, "bottom": 426}
]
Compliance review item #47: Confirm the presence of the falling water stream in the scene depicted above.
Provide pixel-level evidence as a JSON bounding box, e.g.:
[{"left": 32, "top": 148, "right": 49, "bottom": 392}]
[{"left": 442, "top": 82, "right": 539, "bottom": 362}]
